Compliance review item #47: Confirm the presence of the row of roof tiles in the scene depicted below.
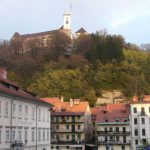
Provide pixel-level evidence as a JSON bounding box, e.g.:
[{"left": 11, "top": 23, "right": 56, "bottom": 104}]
[{"left": 0, "top": 68, "right": 52, "bottom": 106}]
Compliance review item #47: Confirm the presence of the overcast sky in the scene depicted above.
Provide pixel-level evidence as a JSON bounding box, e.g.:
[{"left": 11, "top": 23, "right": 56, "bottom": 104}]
[{"left": 0, "top": 0, "right": 150, "bottom": 45}]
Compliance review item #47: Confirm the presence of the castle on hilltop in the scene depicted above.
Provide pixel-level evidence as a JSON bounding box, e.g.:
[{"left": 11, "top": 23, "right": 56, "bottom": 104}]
[{"left": 11, "top": 12, "right": 88, "bottom": 52}]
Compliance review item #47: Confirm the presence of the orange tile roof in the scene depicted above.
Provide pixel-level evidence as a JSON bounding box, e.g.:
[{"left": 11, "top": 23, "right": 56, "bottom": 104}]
[
  {"left": 41, "top": 97, "right": 61, "bottom": 104},
  {"left": 41, "top": 98, "right": 90, "bottom": 115},
  {"left": 131, "top": 95, "right": 150, "bottom": 104},
  {"left": 96, "top": 103, "right": 130, "bottom": 123}
]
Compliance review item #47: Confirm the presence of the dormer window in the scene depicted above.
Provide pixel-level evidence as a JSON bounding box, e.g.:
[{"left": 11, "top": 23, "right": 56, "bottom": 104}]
[
  {"left": 105, "top": 118, "right": 109, "bottom": 122},
  {"left": 123, "top": 117, "right": 128, "bottom": 122},
  {"left": 115, "top": 118, "right": 120, "bottom": 122}
]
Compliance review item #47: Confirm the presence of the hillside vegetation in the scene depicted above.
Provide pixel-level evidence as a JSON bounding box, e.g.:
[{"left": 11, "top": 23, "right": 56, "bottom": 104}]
[{"left": 0, "top": 31, "right": 150, "bottom": 106}]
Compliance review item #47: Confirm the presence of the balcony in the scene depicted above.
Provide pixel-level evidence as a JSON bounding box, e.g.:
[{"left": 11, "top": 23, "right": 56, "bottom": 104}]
[
  {"left": 52, "top": 129, "right": 84, "bottom": 133},
  {"left": 51, "top": 140, "right": 84, "bottom": 145},
  {"left": 51, "top": 119, "right": 84, "bottom": 124},
  {"left": 97, "top": 131, "right": 130, "bottom": 135},
  {"left": 97, "top": 140, "right": 131, "bottom": 145}
]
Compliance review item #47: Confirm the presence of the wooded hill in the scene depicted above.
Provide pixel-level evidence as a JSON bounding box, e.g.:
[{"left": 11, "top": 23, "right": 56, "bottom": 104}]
[{"left": 0, "top": 31, "right": 150, "bottom": 106}]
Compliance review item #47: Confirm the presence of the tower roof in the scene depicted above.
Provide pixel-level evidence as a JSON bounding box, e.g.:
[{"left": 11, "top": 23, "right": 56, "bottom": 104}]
[{"left": 76, "top": 27, "right": 87, "bottom": 33}]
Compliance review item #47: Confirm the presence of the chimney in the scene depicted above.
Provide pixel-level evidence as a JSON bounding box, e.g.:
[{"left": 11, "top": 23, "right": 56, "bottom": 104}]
[
  {"left": 0, "top": 67, "right": 7, "bottom": 79},
  {"left": 61, "top": 96, "right": 64, "bottom": 103},
  {"left": 70, "top": 98, "right": 73, "bottom": 107},
  {"left": 74, "top": 99, "right": 80, "bottom": 105},
  {"left": 133, "top": 96, "right": 138, "bottom": 102}
]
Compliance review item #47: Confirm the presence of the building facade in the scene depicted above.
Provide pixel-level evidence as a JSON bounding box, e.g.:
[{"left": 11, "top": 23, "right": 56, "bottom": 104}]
[
  {"left": 11, "top": 12, "right": 72, "bottom": 52},
  {"left": 96, "top": 103, "right": 131, "bottom": 150},
  {"left": 42, "top": 98, "right": 92, "bottom": 150},
  {"left": 130, "top": 96, "right": 150, "bottom": 150},
  {"left": 0, "top": 67, "right": 52, "bottom": 150}
]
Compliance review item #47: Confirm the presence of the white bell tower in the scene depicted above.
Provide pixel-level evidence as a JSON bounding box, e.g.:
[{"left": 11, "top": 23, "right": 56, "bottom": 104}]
[{"left": 63, "top": 12, "right": 71, "bottom": 30}]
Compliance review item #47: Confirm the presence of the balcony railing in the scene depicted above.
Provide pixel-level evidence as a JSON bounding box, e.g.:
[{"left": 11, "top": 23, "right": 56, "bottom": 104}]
[
  {"left": 51, "top": 140, "right": 84, "bottom": 145},
  {"left": 97, "top": 140, "right": 131, "bottom": 145},
  {"left": 97, "top": 131, "right": 130, "bottom": 135},
  {"left": 51, "top": 119, "right": 84, "bottom": 124},
  {"left": 52, "top": 129, "right": 84, "bottom": 133}
]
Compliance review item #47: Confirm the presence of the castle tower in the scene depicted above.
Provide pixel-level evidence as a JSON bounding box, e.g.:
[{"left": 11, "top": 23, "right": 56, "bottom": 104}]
[{"left": 63, "top": 12, "right": 71, "bottom": 30}]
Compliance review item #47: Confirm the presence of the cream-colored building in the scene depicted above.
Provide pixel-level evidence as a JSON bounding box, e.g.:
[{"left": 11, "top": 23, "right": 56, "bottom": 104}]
[
  {"left": 0, "top": 67, "right": 52, "bottom": 150},
  {"left": 42, "top": 98, "right": 92, "bottom": 150},
  {"left": 130, "top": 96, "right": 150, "bottom": 150},
  {"left": 96, "top": 103, "right": 131, "bottom": 150}
]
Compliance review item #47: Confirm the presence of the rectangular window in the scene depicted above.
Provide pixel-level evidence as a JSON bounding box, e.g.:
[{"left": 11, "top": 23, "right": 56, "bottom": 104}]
[
  {"left": 32, "top": 129, "right": 35, "bottom": 142},
  {"left": 110, "top": 136, "right": 113, "bottom": 140},
  {"left": 134, "top": 129, "right": 138, "bottom": 136},
  {"left": 38, "top": 129, "right": 41, "bottom": 141},
  {"left": 56, "top": 125, "right": 59, "bottom": 129},
  {"left": 109, "top": 127, "right": 112, "bottom": 131},
  {"left": 32, "top": 107, "right": 35, "bottom": 120},
  {"left": 47, "top": 112, "right": 50, "bottom": 122},
  {"left": 66, "top": 125, "right": 69, "bottom": 129},
  {"left": 25, "top": 106, "right": 28, "bottom": 119},
  {"left": 0, "top": 101, "right": 1, "bottom": 115},
  {"left": 12, "top": 130, "right": 15, "bottom": 141},
  {"left": 38, "top": 109, "right": 41, "bottom": 121},
  {"left": 116, "top": 136, "right": 119, "bottom": 141},
  {"left": 122, "top": 145, "right": 125, "bottom": 150},
  {"left": 149, "top": 107, "right": 150, "bottom": 113},
  {"left": 56, "top": 117, "right": 59, "bottom": 122},
  {"left": 77, "top": 116, "right": 81, "bottom": 120},
  {"left": 12, "top": 103, "right": 16, "bottom": 117},
  {"left": 123, "top": 127, "right": 126, "bottom": 133},
  {"left": 141, "top": 107, "right": 145, "bottom": 115},
  {"left": 123, "top": 136, "right": 126, "bottom": 143},
  {"left": 135, "top": 139, "right": 138, "bottom": 145},
  {"left": 5, "top": 102, "right": 8, "bottom": 116},
  {"left": 6, "top": 130, "right": 10, "bottom": 141},
  {"left": 104, "top": 127, "right": 107, "bottom": 134},
  {"left": 78, "top": 134, "right": 81, "bottom": 140},
  {"left": 66, "top": 135, "right": 69, "bottom": 140},
  {"left": 47, "top": 129, "right": 49, "bottom": 141},
  {"left": 134, "top": 118, "right": 138, "bottom": 125},
  {"left": 134, "top": 107, "right": 137, "bottom": 113},
  {"left": 25, "top": 130, "right": 28, "bottom": 142},
  {"left": 43, "top": 110, "right": 45, "bottom": 121},
  {"left": 19, "top": 105, "right": 22, "bottom": 118},
  {"left": 43, "top": 129, "right": 45, "bottom": 141},
  {"left": 0, "top": 129, "right": 1, "bottom": 142},
  {"left": 78, "top": 125, "right": 81, "bottom": 130},
  {"left": 141, "top": 118, "right": 145, "bottom": 124},
  {"left": 19, "top": 129, "right": 22, "bottom": 141},
  {"left": 142, "top": 129, "right": 146, "bottom": 136},
  {"left": 116, "top": 127, "right": 119, "bottom": 132}
]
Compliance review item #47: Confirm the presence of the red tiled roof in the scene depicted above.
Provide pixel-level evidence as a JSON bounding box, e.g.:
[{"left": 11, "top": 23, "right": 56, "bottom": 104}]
[
  {"left": 96, "top": 103, "right": 130, "bottom": 123},
  {"left": 0, "top": 76, "right": 52, "bottom": 106},
  {"left": 91, "top": 107, "right": 100, "bottom": 115},
  {"left": 42, "top": 98, "right": 90, "bottom": 115},
  {"left": 21, "top": 30, "right": 57, "bottom": 38},
  {"left": 131, "top": 95, "right": 150, "bottom": 104},
  {"left": 41, "top": 97, "right": 61, "bottom": 104}
]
